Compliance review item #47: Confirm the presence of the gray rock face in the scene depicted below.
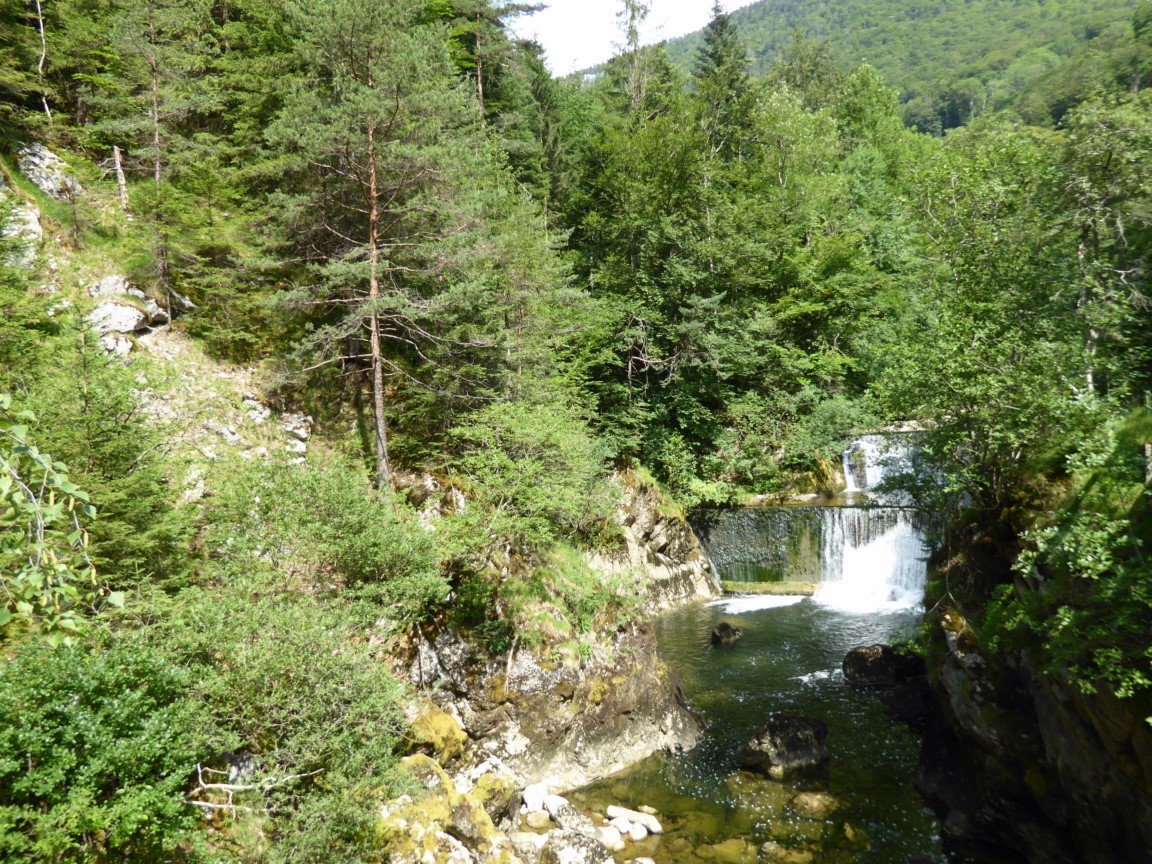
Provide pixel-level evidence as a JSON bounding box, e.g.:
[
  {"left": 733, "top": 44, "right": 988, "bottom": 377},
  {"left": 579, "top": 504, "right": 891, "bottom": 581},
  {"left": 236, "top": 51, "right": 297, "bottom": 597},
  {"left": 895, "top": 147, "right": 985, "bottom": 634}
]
[
  {"left": 544, "top": 798, "right": 597, "bottom": 839},
  {"left": 87, "top": 302, "right": 149, "bottom": 334},
  {"left": 17, "top": 143, "right": 82, "bottom": 200},
  {"left": 842, "top": 643, "right": 925, "bottom": 687},
  {"left": 538, "top": 829, "right": 614, "bottom": 864},
  {"left": 737, "top": 714, "right": 828, "bottom": 779},
  {"left": 88, "top": 275, "right": 133, "bottom": 298},
  {"left": 0, "top": 177, "right": 42, "bottom": 267},
  {"left": 282, "top": 411, "right": 313, "bottom": 442}
]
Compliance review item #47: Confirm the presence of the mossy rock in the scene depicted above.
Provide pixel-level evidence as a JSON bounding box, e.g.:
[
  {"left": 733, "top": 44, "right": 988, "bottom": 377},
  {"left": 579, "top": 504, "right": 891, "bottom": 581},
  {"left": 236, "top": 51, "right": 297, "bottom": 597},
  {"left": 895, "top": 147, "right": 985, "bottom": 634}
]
[
  {"left": 473, "top": 772, "right": 518, "bottom": 823},
  {"left": 407, "top": 704, "right": 468, "bottom": 766},
  {"left": 381, "top": 755, "right": 519, "bottom": 863}
]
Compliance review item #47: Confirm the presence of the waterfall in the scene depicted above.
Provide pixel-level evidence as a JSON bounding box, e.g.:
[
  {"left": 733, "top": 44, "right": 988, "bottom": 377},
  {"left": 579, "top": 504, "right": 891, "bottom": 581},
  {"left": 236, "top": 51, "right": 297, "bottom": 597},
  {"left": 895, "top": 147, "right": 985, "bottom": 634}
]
[
  {"left": 691, "top": 435, "right": 928, "bottom": 614},
  {"left": 842, "top": 433, "right": 919, "bottom": 502}
]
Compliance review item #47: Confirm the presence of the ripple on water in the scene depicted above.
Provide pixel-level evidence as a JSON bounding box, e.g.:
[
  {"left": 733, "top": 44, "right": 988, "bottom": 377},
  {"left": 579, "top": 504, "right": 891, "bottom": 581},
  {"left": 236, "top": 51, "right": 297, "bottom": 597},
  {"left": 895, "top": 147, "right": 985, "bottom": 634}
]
[{"left": 574, "top": 599, "right": 947, "bottom": 864}]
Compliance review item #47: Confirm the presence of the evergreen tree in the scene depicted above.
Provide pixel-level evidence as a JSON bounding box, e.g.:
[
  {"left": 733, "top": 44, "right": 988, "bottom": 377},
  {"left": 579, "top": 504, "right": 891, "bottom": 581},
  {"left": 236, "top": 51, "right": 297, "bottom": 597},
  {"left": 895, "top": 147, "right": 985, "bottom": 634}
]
[{"left": 693, "top": 1, "right": 755, "bottom": 161}]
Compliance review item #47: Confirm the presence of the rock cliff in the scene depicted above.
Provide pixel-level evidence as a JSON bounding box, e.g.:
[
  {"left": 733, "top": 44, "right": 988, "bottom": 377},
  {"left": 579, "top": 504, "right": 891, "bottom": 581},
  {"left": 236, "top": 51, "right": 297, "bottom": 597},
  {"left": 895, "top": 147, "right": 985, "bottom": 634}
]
[{"left": 919, "top": 572, "right": 1152, "bottom": 864}]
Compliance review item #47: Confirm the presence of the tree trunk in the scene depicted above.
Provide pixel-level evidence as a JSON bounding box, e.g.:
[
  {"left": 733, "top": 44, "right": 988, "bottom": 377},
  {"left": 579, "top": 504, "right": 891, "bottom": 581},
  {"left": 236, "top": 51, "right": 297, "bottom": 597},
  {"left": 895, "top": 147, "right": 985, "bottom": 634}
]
[
  {"left": 366, "top": 121, "right": 391, "bottom": 491},
  {"left": 147, "top": 0, "right": 172, "bottom": 317},
  {"left": 33, "top": 0, "right": 51, "bottom": 120},
  {"left": 112, "top": 146, "right": 130, "bottom": 215}
]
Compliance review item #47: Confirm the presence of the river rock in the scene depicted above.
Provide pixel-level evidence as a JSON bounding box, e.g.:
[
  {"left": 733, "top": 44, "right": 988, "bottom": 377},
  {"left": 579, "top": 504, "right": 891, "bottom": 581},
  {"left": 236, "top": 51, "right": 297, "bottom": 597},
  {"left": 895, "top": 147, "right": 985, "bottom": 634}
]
[
  {"left": 523, "top": 782, "right": 549, "bottom": 813},
  {"left": 538, "top": 829, "right": 614, "bottom": 864},
  {"left": 842, "top": 644, "right": 925, "bottom": 687},
  {"left": 511, "top": 831, "right": 548, "bottom": 858},
  {"left": 787, "top": 791, "right": 839, "bottom": 818},
  {"left": 628, "top": 821, "right": 648, "bottom": 842},
  {"left": 605, "top": 804, "right": 663, "bottom": 834},
  {"left": 737, "top": 715, "right": 828, "bottom": 779},
  {"left": 524, "top": 810, "right": 552, "bottom": 830},
  {"left": 545, "top": 798, "right": 597, "bottom": 838},
  {"left": 17, "top": 143, "right": 82, "bottom": 200},
  {"left": 711, "top": 621, "right": 743, "bottom": 646},
  {"left": 597, "top": 825, "right": 625, "bottom": 851}
]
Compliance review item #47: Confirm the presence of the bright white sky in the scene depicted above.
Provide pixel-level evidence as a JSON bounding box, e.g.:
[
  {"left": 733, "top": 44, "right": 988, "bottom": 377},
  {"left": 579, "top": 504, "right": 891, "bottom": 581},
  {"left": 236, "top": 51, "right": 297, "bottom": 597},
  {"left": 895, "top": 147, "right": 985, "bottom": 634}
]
[{"left": 509, "top": 0, "right": 760, "bottom": 76}]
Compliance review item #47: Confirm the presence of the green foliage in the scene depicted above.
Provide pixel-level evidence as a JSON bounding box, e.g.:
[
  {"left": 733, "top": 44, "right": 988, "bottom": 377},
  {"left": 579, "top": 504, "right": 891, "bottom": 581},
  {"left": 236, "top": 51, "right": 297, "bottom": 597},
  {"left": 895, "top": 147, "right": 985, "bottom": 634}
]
[
  {"left": 488, "top": 542, "right": 642, "bottom": 647},
  {"left": 876, "top": 116, "right": 1089, "bottom": 522},
  {"left": 143, "top": 589, "right": 409, "bottom": 862},
  {"left": 0, "top": 636, "right": 205, "bottom": 863},
  {"left": 450, "top": 399, "right": 618, "bottom": 547},
  {"left": 662, "top": 0, "right": 1138, "bottom": 132},
  {"left": 0, "top": 394, "right": 116, "bottom": 643},
  {"left": 987, "top": 411, "right": 1152, "bottom": 712},
  {"left": 203, "top": 455, "right": 446, "bottom": 627},
  {"left": 16, "top": 333, "right": 192, "bottom": 590}
]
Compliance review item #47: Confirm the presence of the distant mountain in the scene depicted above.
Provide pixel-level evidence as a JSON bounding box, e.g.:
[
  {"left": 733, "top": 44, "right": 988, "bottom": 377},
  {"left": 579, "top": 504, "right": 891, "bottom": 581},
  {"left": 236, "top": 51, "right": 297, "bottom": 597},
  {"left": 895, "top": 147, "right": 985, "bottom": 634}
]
[{"left": 664, "top": 0, "right": 1139, "bottom": 129}]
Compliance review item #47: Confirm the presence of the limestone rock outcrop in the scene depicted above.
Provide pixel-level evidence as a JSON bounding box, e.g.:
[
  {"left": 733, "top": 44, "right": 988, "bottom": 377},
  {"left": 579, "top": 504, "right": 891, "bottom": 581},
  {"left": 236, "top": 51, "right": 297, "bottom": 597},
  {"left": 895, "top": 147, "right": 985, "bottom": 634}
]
[{"left": 17, "top": 143, "right": 83, "bottom": 200}]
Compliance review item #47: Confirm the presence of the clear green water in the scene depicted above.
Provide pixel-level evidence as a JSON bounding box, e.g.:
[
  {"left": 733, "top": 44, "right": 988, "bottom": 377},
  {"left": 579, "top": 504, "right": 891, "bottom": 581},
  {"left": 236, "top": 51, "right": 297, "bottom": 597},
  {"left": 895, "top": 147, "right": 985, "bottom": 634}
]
[{"left": 571, "top": 597, "right": 946, "bottom": 864}]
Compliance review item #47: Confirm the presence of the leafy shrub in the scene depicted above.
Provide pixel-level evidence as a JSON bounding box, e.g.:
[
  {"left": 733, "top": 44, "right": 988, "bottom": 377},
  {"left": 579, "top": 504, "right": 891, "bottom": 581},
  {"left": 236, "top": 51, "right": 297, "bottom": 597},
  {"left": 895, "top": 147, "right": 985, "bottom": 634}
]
[
  {"left": 144, "top": 589, "right": 409, "bottom": 862},
  {"left": 0, "top": 394, "right": 117, "bottom": 642},
  {"left": 0, "top": 637, "right": 205, "bottom": 863},
  {"left": 450, "top": 400, "right": 618, "bottom": 547},
  {"left": 203, "top": 455, "right": 446, "bottom": 627}
]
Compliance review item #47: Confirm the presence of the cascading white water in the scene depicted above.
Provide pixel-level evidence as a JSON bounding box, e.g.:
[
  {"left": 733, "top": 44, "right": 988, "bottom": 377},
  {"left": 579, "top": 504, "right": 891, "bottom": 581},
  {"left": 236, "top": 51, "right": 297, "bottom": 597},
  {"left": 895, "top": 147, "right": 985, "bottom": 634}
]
[
  {"left": 811, "top": 507, "right": 928, "bottom": 613},
  {"left": 842, "top": 433, "right": 919, "bottom": 501},
  {"left": 692, "top": 433, "right": 930, "bottom": 615}
]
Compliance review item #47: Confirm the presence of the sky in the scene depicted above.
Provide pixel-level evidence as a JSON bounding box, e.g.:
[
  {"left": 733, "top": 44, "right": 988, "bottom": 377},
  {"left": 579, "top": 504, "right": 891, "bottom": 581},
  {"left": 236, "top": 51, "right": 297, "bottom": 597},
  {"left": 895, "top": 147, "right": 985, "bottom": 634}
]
[{"left": 509, "top": 0, "right": 760, "bottom": 76}]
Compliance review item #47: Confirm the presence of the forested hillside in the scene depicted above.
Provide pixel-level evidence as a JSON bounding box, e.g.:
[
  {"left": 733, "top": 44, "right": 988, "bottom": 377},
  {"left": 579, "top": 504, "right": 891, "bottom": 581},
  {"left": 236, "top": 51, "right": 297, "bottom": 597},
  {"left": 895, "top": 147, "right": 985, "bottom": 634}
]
[
  {"left": 1, "top": 0, "right": 1150, "bottom": 861},
  {"left": 665, "top": 0, "right": 1147, "bottom": 131}
]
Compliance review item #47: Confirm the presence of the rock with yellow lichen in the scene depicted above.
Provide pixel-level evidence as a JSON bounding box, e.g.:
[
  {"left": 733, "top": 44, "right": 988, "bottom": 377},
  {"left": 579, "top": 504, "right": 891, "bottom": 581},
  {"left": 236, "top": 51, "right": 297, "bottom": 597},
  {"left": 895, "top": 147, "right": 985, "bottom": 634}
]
[
  {"left": 379, "top": 755, "right": 526, "bottom": 864},
  {"left": 406, "top": 703, "right": 470, "bottom": 766}
]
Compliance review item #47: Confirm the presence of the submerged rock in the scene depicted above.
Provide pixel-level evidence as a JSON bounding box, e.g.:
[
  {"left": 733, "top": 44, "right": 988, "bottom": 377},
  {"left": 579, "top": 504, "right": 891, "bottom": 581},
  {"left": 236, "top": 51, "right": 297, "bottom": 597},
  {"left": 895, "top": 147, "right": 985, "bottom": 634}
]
[
  {"left": 842, "top": 644, "right": 925, "bottom": 687},
  {"left": 711, "top": 621, "right": 743, "bottom": 647},
  {"left": 537, "top": 829, "right": 614, "bottom": 864},
  {"left": 787, "top": 791, "right": 839, "bottom": 819},
  {"left": 760, "top": 841, "right": 815, "bottom": 864},
  {"left": 737, "top": 714, "right": 828, "bottom": 779}
]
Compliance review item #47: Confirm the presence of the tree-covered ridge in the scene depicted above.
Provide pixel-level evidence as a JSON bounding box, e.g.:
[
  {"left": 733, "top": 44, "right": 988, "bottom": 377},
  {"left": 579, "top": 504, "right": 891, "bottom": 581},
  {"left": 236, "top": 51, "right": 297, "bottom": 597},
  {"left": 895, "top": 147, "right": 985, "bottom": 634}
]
[{"left": 663, "top": 0, "right": 1146, "bottom": 131}]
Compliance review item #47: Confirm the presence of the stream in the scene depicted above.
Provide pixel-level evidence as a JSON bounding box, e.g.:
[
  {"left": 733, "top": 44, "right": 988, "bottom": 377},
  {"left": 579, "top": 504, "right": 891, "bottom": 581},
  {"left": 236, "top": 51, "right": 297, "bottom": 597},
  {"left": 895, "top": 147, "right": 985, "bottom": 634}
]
[{"left": 571, "top": 436, "right": 947, "bottom": 864}]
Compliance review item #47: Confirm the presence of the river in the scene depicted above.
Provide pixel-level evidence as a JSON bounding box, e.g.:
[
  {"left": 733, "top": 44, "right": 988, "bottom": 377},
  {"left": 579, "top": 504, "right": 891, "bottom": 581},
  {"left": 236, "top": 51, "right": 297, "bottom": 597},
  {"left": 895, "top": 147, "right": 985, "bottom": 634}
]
[{"left": 571, "top": 437, "right": 947, "bottom": 863}]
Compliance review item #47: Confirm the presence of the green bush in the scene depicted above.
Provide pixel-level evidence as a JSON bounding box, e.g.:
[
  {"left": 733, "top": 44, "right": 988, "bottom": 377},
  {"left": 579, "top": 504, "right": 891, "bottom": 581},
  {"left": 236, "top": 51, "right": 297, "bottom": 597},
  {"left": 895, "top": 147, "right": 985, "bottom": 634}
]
[
  {"left": 450, "top": 400, "right": 618, "bottom": 548},
  {"left": 203, "top": 455, "right": 447, "bottom": 627},
  {"left": 0, "top": 394, "right": 115, "bottom": 642},
  {"left": 144, "top": 589, "right": 409, "bottom": 862},
  {"left": 0, "top": 637, "right": 206, "bottom": 863},
  {"left": 14, "top": 332, "right": 192, "bottom": 591}
]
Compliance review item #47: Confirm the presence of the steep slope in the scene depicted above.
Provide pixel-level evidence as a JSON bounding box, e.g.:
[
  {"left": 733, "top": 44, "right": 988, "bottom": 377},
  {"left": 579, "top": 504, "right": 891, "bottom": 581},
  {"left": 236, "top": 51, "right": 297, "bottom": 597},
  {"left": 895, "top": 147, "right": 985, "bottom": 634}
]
[{"left": 665, "top": 0, "right": 1138, "bottom": 126}]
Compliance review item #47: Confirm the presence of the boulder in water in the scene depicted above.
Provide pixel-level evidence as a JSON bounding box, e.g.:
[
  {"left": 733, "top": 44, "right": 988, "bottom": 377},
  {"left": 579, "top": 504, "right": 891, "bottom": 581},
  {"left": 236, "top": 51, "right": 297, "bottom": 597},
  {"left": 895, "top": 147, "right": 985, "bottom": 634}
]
[
  {"left": 737, "top": 714, "right": 828, "bottom": 779},
  {"left": 787, "top": 791, "right": 840, "bottom": 818},
  {"left": 711, "top": 621, "right": 743, "bottom": 647},
  {"left": 842, "top": 644, "right": 925, "bottom": 687}
]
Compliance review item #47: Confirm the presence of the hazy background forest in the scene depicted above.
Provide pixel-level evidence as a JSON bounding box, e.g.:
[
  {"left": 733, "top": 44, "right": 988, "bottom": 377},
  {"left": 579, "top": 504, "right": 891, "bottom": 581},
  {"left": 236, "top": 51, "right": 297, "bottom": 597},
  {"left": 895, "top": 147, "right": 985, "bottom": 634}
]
[{"left": 0, "top": 0, "right": 1150, "bottom": 860}]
